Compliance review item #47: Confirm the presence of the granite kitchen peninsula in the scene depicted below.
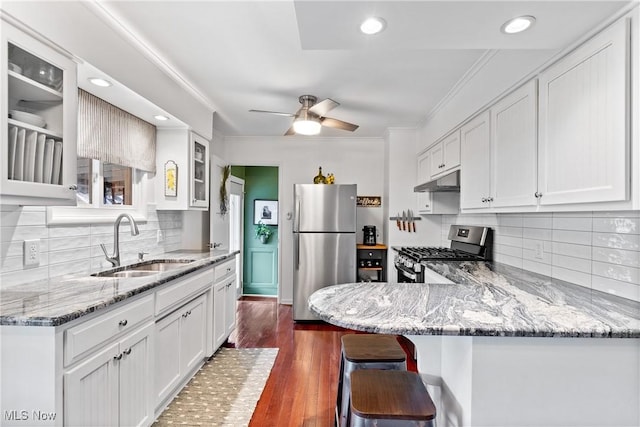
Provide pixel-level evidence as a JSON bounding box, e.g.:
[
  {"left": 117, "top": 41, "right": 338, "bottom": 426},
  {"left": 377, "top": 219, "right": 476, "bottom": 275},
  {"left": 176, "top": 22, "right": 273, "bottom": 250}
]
[{"left": 309, "top": 261, "right": 640, "bottom": 427}]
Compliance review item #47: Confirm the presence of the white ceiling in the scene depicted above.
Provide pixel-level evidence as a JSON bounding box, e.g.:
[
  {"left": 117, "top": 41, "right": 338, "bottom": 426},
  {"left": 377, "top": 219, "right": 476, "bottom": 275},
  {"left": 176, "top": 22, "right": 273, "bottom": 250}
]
[{"left": 93, "top": 0, "right": 631, "bottom": 138}]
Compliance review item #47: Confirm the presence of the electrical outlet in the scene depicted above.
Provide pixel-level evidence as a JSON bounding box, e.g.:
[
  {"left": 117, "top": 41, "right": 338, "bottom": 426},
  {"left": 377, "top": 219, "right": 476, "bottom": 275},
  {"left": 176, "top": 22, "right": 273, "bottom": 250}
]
[
  {"left": 534, "top": 241, "right": 544, "bottom": 259},
  {"left": 157, "top": 230, "right": 165, "bottom": 243},
  {"left": 24, "top": 239, "right": 40, "bottom": 267}
]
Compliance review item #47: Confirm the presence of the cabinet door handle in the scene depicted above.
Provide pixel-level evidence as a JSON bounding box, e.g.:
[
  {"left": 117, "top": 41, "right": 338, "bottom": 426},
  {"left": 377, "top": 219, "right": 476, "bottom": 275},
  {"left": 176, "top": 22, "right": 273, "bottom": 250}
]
[
  {"left": 481, "top": 198, "right": 487, "bottom": 203},
  {"left": 488, "top": 197, "right": 494, "bottom": 202},
  {"left": 534, "top": 192, "right": 543, "bottom": 198},
  {"left": 114, "top": 353, "right": 122, "bottom": 361},
  {"left": 68, "top": 184, "right": 78, "bottom": 191},
  {"left": 123, "top": 348, "right": 132, "bottom": 355},
  {"left": 118, "top": 319, "right": 128, "bottom": 327}
]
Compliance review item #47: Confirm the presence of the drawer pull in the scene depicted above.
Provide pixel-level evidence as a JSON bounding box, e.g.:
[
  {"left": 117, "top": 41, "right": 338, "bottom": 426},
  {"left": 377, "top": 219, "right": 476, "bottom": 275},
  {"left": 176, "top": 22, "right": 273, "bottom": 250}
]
[
  {"left": 123, "top": 348, "right": 132, "bottom": 355},
  {"left": 118, "top": 319, "right": 128, "bottom": 327},
  {"left": 114, "top": 353, "right": 122, "bottom": 361}
]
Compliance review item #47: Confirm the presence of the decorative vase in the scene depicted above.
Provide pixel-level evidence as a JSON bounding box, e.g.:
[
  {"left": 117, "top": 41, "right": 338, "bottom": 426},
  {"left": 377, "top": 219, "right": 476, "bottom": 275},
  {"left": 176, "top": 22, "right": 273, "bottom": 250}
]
[
  {"left": 313, "top": 166, "right": 326, "bottom": 184},
  {"left": 260, "top": 235, "right": 269, "bottom": 244}
]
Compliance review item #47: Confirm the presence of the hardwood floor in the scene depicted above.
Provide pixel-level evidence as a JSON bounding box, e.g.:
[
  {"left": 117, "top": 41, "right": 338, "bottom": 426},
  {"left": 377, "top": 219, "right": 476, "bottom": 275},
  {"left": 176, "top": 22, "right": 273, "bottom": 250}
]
[{"left": 227, "top": 296, "right": 416, "bottom": 427}]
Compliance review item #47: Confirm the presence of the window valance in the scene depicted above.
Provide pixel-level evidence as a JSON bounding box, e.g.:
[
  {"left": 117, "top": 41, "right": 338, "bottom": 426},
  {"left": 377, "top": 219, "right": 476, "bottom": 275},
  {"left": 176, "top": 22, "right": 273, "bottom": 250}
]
[{"left": 77, "top": 89, "right": 156, "bottom": 172}]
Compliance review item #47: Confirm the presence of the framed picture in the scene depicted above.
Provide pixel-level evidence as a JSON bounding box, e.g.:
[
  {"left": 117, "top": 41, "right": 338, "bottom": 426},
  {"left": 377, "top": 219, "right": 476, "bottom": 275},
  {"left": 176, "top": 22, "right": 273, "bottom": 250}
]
[
  {"left": 254, "top": 199, "right": 278, "bottom": 225},
  {"left": 164, "top": 160, "right": 177, "bottom": 197}
]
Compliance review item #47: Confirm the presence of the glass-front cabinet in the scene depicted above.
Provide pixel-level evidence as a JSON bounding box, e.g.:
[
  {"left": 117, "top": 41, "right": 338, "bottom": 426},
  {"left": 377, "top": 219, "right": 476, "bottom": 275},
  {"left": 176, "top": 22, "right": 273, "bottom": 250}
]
[
  {"left": 190, "top": 133, "right": 209, "bottom": 209},
  {"left": 156, "top": 129, "right": 210, "bottom": 210},
  {"left": 1, "top": 17, "right": 77, "bottom": 205}
]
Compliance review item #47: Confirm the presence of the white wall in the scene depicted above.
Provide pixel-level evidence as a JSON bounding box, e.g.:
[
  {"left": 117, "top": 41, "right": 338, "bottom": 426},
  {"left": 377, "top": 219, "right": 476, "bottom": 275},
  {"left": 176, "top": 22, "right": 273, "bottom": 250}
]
[
  {"left": 385, "top": 128, "right": 442, "bottom": 250},
  {"left": 223, "top": 135, "right": 385, "bottom": 303}
]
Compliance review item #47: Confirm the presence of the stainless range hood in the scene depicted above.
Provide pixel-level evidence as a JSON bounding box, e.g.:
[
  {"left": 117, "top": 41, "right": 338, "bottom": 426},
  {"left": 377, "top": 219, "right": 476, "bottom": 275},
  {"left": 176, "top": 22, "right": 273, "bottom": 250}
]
[{"left": 414, "top": 170, "right": 460, "bottom": 192}]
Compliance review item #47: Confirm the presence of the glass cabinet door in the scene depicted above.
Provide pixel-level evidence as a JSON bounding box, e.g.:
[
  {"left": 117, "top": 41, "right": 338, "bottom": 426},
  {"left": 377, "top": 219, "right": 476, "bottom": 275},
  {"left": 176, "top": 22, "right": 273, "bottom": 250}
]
[
  {"left": 2, "top": 21, "right": 77, "bottom": 205},
  {"left": 190, "top": 132, "right": 209, "bottom": 208}
]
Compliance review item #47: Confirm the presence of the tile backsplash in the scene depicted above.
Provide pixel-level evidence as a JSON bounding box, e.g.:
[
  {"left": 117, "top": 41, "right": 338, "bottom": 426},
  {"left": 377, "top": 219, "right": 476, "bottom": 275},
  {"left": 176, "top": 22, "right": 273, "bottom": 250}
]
[
  {"left": 443, "top": 212, "right": 640, "bottom": 302},
  {"left": 0, "top": 204, "right": 182, "bottom": 291}
]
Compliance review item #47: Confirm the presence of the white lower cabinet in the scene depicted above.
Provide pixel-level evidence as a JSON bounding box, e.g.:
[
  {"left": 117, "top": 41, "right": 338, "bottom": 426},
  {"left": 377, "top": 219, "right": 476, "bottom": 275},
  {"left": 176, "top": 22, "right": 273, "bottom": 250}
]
[
  {"left": 2, "top": 258, "right": 237, "bottom": 427},
  {"left": 154, "top": 294, "right": 207, "bottom": 409},
  {"left": 64, "top": 322, "right": 154, "bottom": 427},
  {"left": 213, "top": 277, "right": 237, "bottom": 349},
  {"left": 225, "top": 278, "right": 237, "bottom": 336}
]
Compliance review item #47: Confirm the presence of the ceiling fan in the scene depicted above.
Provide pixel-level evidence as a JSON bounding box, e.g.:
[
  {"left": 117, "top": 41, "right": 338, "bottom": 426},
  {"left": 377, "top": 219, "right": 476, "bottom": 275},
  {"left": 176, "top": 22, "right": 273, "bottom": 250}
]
[{"left": 249, "top": 95, "right": 359, "bottom": 136}]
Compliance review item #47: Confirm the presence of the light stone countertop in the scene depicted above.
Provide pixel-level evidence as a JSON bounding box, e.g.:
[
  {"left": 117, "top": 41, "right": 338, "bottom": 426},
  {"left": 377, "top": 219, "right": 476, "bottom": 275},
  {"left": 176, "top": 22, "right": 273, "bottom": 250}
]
[
  {"left": 0, "top": 250, "right": 239, "bottom": 327},
  {"left": 309, "top": 261, "right": 640, "bottom": 338}
]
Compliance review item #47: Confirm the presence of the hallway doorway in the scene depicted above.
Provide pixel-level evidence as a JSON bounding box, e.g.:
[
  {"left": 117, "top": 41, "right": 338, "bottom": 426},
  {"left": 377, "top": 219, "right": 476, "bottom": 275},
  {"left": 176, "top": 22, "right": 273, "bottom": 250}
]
[
  {"left": 230, "top": 166, "right": 279, "bottom": 297},
  {"left": 228, "top": 176, "right": 244, "bottom": 298}
]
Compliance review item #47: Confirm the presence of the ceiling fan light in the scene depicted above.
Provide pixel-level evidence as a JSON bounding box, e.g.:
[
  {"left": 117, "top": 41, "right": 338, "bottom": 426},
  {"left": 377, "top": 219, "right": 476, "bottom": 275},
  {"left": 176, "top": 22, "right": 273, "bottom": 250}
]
[{"left": 293, "top": 118, "right": 322, "bottom": 135}]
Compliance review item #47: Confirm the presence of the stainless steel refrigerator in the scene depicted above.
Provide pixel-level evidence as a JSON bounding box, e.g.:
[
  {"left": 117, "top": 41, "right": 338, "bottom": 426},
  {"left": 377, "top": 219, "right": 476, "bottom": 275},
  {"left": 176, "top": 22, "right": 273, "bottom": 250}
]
[{"left": 293, "top": 184, "right": 357, "bottom": 320}]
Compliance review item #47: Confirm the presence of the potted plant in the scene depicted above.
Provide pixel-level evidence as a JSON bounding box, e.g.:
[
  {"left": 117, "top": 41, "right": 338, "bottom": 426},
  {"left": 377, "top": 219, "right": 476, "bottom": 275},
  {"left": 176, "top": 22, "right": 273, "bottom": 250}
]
[{"left": 255, "top": 221, "right": 273, "bottom": 244}]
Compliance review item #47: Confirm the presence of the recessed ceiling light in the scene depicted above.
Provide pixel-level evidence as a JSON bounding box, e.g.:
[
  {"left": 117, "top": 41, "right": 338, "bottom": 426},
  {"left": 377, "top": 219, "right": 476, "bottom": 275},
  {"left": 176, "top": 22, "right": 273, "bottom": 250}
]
[
  {"left": 88, "top": 77, "right": 112, "bottom": 87},
  {"left": 360, "top": 17, "right": 386, "bottom": 35},
  {"left": 501, "top": 16, "right": 536, "bottom": 34},
  {"left": 154, "top": 115, "right": 169, "bottom": 121}
]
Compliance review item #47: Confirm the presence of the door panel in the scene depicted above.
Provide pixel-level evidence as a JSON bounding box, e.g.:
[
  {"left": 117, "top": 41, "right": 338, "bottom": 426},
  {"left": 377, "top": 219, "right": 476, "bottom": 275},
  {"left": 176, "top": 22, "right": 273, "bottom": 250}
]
[
  {"left": 294, "top": 184, "right": 356, "bottom": 232},
  {"left": 293, "top": 232, "right": 356, "bottom": 320}
]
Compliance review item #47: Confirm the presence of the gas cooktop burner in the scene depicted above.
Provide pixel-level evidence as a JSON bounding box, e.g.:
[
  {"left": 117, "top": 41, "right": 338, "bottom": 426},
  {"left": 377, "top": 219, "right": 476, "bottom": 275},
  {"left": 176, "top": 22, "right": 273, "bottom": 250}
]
[{"left": 399, "top": 246, "right": 484, "bottom": 261}]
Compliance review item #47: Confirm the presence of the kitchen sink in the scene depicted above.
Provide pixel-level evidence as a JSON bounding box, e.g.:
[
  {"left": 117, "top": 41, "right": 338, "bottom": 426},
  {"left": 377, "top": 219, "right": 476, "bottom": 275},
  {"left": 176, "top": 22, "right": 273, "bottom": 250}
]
[
  {"left": 92, "top": 259, "right": 196, "bottom": 278},
  {"left": 100, "top": 270, "right": 159, "bottom": 278},
  {"left": 127, "top": 259, "right": 196, "bottom": 271}
]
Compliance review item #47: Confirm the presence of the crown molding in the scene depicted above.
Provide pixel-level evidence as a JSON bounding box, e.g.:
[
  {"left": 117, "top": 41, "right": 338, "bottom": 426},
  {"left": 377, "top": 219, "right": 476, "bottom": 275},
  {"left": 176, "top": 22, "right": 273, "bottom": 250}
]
[
  {"left": 422, "top": 49, "right": 498, "bottom": 125},
  {"left": 84, "top": 1, "right": 217, "bottom": 112}
]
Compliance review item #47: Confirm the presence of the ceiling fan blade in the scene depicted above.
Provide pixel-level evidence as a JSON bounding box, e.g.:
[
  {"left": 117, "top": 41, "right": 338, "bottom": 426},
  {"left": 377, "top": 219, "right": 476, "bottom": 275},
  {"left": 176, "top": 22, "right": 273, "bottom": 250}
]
[
  {"left": 320, "top": 117, "right": 359, "bottom": 132},
  {"left": 249, "top": 109, "right": 296, "bottom": 117},
  {"left": 308, "top": 98, "right": 339, "bottom": 117},
  {"left": 284, "top": 126, "right": 296, "bottom": 136}
]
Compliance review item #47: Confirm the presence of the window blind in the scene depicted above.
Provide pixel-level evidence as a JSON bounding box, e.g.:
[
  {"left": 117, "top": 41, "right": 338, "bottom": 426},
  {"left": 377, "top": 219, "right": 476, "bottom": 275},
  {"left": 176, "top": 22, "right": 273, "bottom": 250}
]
[{"left": 77, "top": 89, "right": 156, "bottom": 173}]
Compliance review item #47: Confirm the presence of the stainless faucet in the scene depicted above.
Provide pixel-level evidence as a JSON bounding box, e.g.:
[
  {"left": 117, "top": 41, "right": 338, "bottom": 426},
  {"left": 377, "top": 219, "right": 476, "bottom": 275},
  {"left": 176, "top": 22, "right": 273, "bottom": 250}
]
[{"left": 100, "top": 213, "right": 140, "bottom": 267}]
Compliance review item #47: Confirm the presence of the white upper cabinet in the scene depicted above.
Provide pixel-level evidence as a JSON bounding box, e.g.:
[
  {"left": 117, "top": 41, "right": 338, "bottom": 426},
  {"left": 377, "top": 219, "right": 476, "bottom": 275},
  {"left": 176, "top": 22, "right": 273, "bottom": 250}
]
[
  {"left": 1, "top": 18, "right": 78, "bottom": 205},
  {"left": 490, "top": 80, "right": 538, "bottom": 208},
  {"left": 156, "top": 129, "right": 210, "bottom": 210},
  {"left": 419, "top": 130, "right": 461, "bottom": 183},
  {"left": 538, "top": 18, "right": 630, "bottom": 206},
  {"left": 417, "top": 148, "right": 433, "bottom": 185},
  {"left": 460, "top": 111, "right": 491, "bottom": 209}
]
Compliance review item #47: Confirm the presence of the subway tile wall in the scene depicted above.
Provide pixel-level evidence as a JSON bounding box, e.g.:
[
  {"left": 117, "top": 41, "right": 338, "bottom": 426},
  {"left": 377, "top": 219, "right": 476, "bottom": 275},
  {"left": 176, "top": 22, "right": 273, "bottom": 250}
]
[
  {"left": 442, "top": 212, "right": 640, "bottom": 302},
  {"left": 0, "top": 204, "right": 183, "bottom": 291}
]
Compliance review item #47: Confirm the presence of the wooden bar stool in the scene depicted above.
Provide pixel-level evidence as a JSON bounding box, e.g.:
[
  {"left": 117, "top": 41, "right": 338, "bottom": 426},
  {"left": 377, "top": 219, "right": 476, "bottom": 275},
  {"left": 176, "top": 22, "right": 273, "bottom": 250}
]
[
  {"left": 336, "top": 334, "right": 407, "bottom": 427},
  {"left": 350, "top": 370, "right": 437, "bottom": 427}
]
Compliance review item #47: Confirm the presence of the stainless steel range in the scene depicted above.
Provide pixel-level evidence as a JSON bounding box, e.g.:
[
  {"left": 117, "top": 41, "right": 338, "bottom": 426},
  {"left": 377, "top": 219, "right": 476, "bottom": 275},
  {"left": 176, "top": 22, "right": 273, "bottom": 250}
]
[{"left": 393, "top": 225, "right": 492, "bottom": 283}]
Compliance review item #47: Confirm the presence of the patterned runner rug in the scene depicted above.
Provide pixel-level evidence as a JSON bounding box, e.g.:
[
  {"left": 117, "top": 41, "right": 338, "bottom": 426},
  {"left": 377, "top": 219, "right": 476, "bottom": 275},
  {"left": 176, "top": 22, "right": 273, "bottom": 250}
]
[{"left": 154, "top": 347, "right": 278, "bottom": 426}]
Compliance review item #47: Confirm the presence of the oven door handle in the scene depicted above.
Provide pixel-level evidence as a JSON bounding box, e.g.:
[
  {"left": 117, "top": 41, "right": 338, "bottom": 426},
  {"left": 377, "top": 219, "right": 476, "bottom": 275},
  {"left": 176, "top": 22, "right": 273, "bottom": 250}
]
[{"left": 396, "top": 264, "right": 417, "bottom": 281}]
